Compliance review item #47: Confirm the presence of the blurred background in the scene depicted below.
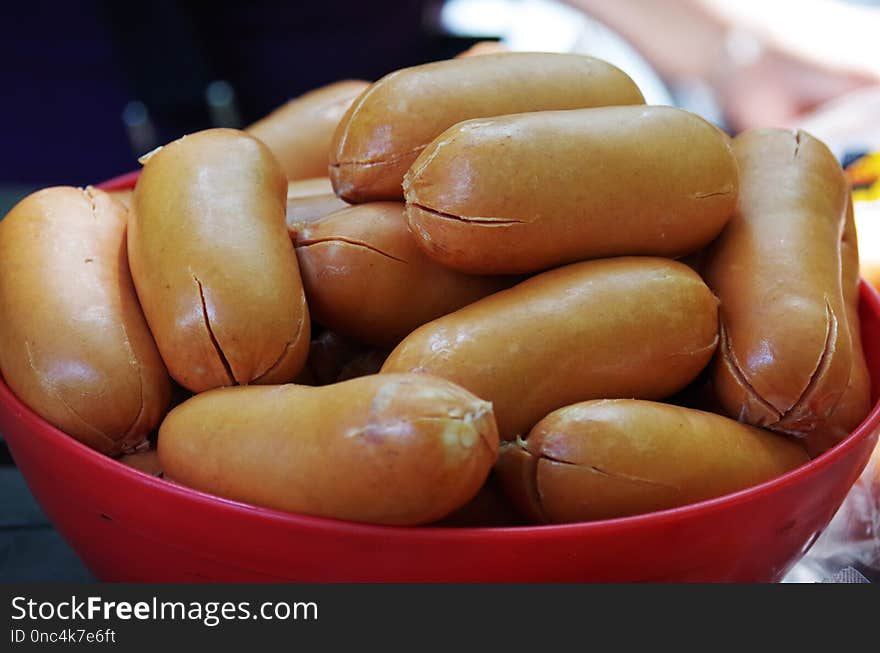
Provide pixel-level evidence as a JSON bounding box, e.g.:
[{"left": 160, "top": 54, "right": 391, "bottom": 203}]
[
  {"left": 1, "top": 0, "right": 879, "bottom": 581},
  {"left": 3, "top": 0, "right": 879, "bottom": 204}
]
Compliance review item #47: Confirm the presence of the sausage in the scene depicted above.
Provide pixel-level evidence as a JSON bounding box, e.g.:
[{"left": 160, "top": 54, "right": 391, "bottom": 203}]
[
  {"left": 107, "top": 189, "right": 132, "bottom": 210},
  {"left": 287, "top": 177, "right": 334, "bottom": 197},
  {"left": 381, "top": 257, "right": 719, "bottom": 440},
  {"left": 288, "top": 193, "right": 347, "bottom": 234},
  {"left": 404, "top": 106, "right": 738, "bottom": 274},
  {"left": 118, "top": 449, "right": 163, "bottom": 476},
  {"left": 293, "top": 202, "right": 511, "bottom": 347},
  {"left": 129, "top": 128, "right": 310, "bottom": 393},
  {"left": 285, "top": 178, "right": 349, "bottom": 237},
  {"left": 158, "top": 373, "right": 499, "bottom": 525},
  {"left": 703, "top": 128, "right": 856, "bottom": 438},
  {"left": 0, "top": 187, "right": 170, "bottom": 454},
  {"left": 495, "top": 399, "right": 809, "bottom": 523},
  {"left": 837, "top": 194, "right": 873, "bottom": 424},
  {"left": 248, "top": 80, "right": 369, "bottom": 181},
  {"left": 330, "top": 53, "right": 644, "bottom": 202},
  {"left": 806, "top": 193, "right": 872, "bottom": 455}
]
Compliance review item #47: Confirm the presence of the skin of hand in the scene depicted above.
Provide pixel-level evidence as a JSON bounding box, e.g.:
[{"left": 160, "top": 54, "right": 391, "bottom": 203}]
[{"left": 564, "top": 0, "right": 880, "bottom": 131}]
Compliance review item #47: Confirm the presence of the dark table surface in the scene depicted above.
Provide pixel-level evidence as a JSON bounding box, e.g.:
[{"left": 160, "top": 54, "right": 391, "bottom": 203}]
[{"left": 0, "top": 444, "right": 94, "bottom": 582}]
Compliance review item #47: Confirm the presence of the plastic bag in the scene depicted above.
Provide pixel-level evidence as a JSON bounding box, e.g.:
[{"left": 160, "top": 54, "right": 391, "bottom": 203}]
[{"left": 783, "top": 440, "right": 880, "bottom": 582}]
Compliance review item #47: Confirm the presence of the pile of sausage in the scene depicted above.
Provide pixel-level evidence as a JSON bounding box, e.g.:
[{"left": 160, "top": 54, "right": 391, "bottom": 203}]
[{"left": 0, "top": 53, "right": 869, "bottom": 527}]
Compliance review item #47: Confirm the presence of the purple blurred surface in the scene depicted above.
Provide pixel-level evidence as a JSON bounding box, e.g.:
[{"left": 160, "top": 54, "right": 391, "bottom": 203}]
[{"left": 0, "top": 0, "right": 455, "bottom": 187}]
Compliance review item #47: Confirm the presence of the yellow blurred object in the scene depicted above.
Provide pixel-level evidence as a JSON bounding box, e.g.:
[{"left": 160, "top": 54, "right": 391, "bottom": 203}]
[{"left": 847, "top": 152, "right": 880, "bottom": 202}]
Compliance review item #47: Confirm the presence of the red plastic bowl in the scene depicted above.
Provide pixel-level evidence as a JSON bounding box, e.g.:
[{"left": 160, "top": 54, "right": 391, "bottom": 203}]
[{"left": 2, "top": 173, "right": 879, "bottom": 582}]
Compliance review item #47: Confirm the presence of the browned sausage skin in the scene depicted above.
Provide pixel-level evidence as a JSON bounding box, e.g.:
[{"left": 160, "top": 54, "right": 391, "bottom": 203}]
[
  {"left": 248, "top": 80, "right": 369, "bottom": 181},
  {"left": 806, "top": 193, "right": 872, "bottom": 455},
  {"left": 403, "top": 106, "right": 738, "bottom": 274},
  {"left": 495, "top": 399, "right": 808, "bottom": 523},
  {"left": 106, "top": 189, "right": 133, "bottom": 211},
  {"left": 158, "top": 374, "right": 499, "bottom": 525},
  {"left": 382, "top": 257, "right": 719, "bottom": 441},
  {"left": 0, "top": 187, "right": 170, "bottom": 454},
  {"left": 118, "top": 449, "right": 163, "bottom": 476},
  {"left": 293, "top": 202, "right": 511, "bottom": 347},
  {"left": 704, "top": 128, "right": 859, "bottom": 443},
  {"left": 285, "top": 178, "right": 349, "bottom": 237},
  {"left": 129, "top": 128, "right": 310, "bottom": 393},
  {"left": 330, "top": 53, "right": 645, "bottom": 202}
]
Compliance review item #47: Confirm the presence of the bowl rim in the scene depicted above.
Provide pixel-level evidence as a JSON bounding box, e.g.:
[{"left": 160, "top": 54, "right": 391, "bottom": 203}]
[{"left": 2, "top": 173, "right": 878, "bottom": 541}]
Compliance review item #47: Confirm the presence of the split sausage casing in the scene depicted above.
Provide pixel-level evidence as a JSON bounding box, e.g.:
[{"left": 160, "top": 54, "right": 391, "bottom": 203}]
[
  {"left": 129, "top": 128, "right": 310, "bottom": 393},
  {"left": 330, "top": 53, "right": 644, "bottom": 202},
  {"left": 158, "top": 373, "right": 499, "bottom": 525},
  {"left": 806, "top": 194, "right": 872, "bottom": 454},
  {"left": 0, "top": 187, "right": 170, "bottom": 454},
  {"left": 703, "top": 128, "right": 859, "bottom": 440},
  {"left": 248, "top": 80, "right": 369, "bottom": 181},
  {"left": 294, "top": 202, "right": 510, "bottom": 347},
  {"left": 381, "top": 257, "right": 719, "bottom": 440},
  {"left": 404, "top": 106, "right": 738, "bottom": 274},
  {"left": 495, "top": 399, "right": 809, "bottom": 523}
]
